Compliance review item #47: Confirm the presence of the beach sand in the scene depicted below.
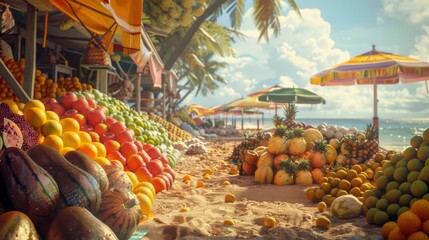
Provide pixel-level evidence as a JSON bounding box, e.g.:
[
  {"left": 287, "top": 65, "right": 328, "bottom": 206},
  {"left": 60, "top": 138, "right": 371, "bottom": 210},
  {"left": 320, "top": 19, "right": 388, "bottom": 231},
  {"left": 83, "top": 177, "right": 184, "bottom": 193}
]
[{"left": 138, "top": 139, "right": 383, "bottom": 240}]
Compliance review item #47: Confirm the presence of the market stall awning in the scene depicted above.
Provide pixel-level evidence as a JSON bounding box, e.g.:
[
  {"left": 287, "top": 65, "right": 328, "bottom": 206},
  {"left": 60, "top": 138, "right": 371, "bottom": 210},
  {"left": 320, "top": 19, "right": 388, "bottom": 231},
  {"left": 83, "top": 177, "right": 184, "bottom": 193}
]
[{"left": 49, "top": 0, "right": 150, "bottom": 69}]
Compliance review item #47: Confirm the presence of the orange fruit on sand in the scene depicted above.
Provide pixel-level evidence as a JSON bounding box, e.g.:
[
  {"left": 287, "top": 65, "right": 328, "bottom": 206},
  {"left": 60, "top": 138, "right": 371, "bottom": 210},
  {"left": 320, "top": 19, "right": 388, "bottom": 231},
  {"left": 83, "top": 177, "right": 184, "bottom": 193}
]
[
  {"left": 60, "top": 118, "right": 80, "bottom": 132},
  {"left": 382, "top": 221, "right": 398, "bottom": 239},
  {"left": 42, "top": 135, "right": 63, "bottom": 152},
  {"left": 78, "top": 131, "right": 92, "bottom": 144},
  {"left": 397, "top": 211, "right": 422, "bottom": 236},
  {"left": 24, "top": 107, "right": 47, "bottom": 128},
  {"left": 41, "top": 120, "right": 63, "bottom": 137},
  {"left": 61, "top": 131, "right": 81, "bottom": 149},
  {"left": 183, "top": 175, "right": 192, "bottom": 182},
  {"left": 92, "top": 142, "right": 107, "bottom": 157},
  {"left": 93, "top": 157, "right": 111, "bottom": 167},
  {"left": 411, "top": 199, "right": 429, "bottom": 221},
  {"left": 77, "top": 143, "right": 98, "bottom": 159},
  {"left": 126, "top": 154, "right": 144, "bottom": 172}
]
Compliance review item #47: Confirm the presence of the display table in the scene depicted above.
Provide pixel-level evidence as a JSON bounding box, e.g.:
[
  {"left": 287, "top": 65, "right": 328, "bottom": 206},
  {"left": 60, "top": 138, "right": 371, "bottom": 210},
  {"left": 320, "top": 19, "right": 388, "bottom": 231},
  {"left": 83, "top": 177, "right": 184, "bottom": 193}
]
[
  {"left": 36, "top": 64, "right": 76, "bottom": 82},
  {"left": 81, "top": 64, "right": 116, "bottom": 94}
]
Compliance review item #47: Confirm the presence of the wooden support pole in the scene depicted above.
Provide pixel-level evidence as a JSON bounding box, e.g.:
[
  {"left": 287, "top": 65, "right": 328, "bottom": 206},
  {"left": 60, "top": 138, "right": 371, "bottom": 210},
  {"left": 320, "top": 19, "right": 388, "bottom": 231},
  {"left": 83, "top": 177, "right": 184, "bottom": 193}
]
[
  {"left": 0, "top": 59, "right": 30, "bottom": 102},
  {"left": 23, "top": 4, "right": 37, "bottom": 100}
]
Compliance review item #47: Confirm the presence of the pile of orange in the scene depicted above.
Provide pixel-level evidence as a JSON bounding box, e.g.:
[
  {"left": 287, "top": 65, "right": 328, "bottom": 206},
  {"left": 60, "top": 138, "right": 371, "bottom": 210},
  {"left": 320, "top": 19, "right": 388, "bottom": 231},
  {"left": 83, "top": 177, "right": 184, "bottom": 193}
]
[{"left": 381, "top": 199, "right": 429, "bottom": 239}]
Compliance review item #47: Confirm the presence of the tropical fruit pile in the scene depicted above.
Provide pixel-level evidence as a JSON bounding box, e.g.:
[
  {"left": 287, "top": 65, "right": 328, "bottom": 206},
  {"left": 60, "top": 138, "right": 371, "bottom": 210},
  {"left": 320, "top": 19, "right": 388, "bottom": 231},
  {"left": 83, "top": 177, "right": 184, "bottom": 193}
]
[
  {"left": 0, "top": 87, "right": 195, "bottom": 238},
  {"left": 144, "top": 0, "right": 207, "bottom": 33},
  {"left": 149, "top": 113, "right": 193, "bottom": 142},
  {"left": 0, "top": 56, "right": 92, "bottom": 102}
]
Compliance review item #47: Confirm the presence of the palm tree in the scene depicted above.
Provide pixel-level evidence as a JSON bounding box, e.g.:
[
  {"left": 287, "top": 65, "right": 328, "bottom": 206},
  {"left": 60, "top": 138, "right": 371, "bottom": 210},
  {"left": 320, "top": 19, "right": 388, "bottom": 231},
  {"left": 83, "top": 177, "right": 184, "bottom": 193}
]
[{"left": 163, "top": 0, "right": 301, "bottom": 71}]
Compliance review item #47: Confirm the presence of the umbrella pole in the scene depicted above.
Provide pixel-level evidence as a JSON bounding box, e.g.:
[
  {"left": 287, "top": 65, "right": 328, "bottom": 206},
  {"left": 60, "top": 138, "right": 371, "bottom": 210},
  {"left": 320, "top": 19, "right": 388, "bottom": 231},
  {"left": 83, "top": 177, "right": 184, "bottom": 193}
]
[{"left": 373, "top": 78, "right": 379, "bottom": 142}]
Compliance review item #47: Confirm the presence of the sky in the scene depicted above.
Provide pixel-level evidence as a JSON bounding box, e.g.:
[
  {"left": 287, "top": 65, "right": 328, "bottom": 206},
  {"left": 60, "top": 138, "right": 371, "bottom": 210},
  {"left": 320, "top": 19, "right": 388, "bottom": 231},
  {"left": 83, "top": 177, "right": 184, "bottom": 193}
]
[{"left": 184, "top": 0, "right": 429, "bottom": 119}]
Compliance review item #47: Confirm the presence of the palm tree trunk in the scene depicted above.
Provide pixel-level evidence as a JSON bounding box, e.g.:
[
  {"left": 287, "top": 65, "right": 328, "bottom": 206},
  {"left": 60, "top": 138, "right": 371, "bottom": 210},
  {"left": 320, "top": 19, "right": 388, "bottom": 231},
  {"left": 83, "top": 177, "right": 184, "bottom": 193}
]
[{"left": 164, "top": 0, "right": 227, "bottom": 71}]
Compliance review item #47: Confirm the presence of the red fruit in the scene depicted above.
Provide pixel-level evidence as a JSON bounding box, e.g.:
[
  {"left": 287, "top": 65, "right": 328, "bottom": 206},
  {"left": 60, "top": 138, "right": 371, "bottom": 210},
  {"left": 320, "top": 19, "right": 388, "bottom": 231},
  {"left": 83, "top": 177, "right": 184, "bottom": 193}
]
[
  {"left": 109, "top": 121, "right": 127, "bottom": 135},
  {"left": 150, "top": 176, "right": 167, "bottom": 193},
  {"left": 134, "top": 167, "right": 153, "bottom": 182},
  {"left": 104, "top": 116, "right": 117, "bottom": 127},
  {"left": 87, "top": 109, "right": 106, "bottom": 127},
  {"left": 156, "top": 173, "right": 172, "bottom": 190},
  {"left": 71, "top": 98, "right": 89, "bottom": 113},
  {"left": 142, "top": 143, "right": 154, "bottom": 151},
  {"left": 100, "top": 132, "right": 116, "bottom": 143},
  {"left": 162, "top": 167, "right": 176, "bottom": 182},
  {"left": 44, "top": 98, "right": 57, "bottom": 106},
  {"left": 120, "top": 141, "right": 138, "bottom": 159},
  {"left": 80, "top": 124, "right": 94, "bottom": 133},
  {"left": 106, "top": 151, "right": 126, "bottom": 166},
  {"left": 86, "top": 98, "right": 97, "bottom": 108},
  {"left": 115, "top": 129, "right": 134, "bottom": 144},
  {"left": 94, "top": 123, "right": 108, "bottom": 136},
  {"left": 60, "top": 91, "right": 78, "bottom": 109},
  {"left": 126, "top": 154, "right": 144, "bottom": 171},
  {"left": 63, "top": 109, "right": 78, "bottom": 118},
  {"left": 46, "top": 102, "right": 65, "bottom": 117},
  {"left": 146, "top": 159, "right": 163, "bottom": 176},
  {"left": 69, "top": 113, "right": 86, "bottom": 126},
  {"left": 145, "top": 146, "right": 162, "bottom": 160},
  {"left": 133, "top": 140, "right": 144, "bottom": 151},
  {"left": 158, "top": 155, "right": 169, "bottom": 165},
  {"left": 137, "top": 150, "right": 151, "bottom": 164}
]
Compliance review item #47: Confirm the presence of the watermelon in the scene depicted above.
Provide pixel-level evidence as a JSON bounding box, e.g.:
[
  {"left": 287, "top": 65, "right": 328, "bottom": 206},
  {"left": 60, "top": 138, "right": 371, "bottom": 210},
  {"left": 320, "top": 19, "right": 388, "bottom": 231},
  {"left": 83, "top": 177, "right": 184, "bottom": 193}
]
[{"left": 2, "top": 118, "right": 23, "bottom": 149}]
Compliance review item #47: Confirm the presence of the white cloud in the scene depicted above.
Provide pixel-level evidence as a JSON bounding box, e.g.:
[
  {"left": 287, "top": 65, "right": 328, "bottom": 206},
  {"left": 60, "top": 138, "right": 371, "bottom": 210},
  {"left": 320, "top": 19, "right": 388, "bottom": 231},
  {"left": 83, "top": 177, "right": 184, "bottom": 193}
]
[
  {"left": 219, "top": 86, "right": 241, "bottom": 98},
  {"left": 410, "top": 26, "right": 429, "bottom": 60},
  {"left": 382, "top": 0, "right": 429, "bottom": 23},
  {"left": 278, "top": 75, "right": 296, "bottom": 87}
]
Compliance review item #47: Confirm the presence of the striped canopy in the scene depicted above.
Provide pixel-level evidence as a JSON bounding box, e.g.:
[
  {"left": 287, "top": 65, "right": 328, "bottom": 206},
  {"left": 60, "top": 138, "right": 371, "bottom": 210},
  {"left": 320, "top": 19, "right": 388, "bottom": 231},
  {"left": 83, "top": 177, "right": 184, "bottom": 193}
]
[{"left": 311, "top": 45, "right": 429, "bottom": 86}]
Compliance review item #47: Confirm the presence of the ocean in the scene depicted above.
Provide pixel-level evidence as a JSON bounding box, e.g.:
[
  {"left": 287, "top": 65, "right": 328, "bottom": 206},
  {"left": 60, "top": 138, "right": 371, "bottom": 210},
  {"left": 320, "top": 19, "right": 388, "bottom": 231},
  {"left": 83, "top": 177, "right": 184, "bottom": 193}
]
[{"left": 219, "top": 117, "right": 429, "bottom": 152}]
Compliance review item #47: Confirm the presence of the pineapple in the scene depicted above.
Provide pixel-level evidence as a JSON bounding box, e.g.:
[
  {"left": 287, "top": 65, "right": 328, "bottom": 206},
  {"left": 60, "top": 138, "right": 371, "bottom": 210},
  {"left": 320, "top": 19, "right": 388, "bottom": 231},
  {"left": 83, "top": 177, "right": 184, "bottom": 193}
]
[
  {"left": 363, "top": 124, "right": 379, "bottom": 158},
  {"left": 282, "top": 104, "right": 298, "bottom": 129},
  {"left": 267, "top": 125, "right": 288, "bottom": 155},
  {"left": 272, "top": 115, "right": 284, "bottom": 128}
]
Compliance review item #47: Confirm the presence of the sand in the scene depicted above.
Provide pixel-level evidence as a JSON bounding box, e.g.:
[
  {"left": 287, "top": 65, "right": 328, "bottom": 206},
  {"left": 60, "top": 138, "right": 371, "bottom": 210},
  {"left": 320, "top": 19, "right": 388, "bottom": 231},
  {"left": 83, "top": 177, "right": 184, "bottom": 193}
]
[{"left": 138, "top": 139, "right": 383, "bottom": 240}]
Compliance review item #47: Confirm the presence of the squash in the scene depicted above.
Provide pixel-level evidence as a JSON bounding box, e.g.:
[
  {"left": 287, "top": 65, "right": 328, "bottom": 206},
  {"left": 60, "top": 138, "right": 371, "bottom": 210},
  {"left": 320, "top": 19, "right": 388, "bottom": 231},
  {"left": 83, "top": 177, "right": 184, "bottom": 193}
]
[
  {"left": 273, "top": 169, "right": 294, "bottom": 185},
  {"left": 0, "top": 147, "right": 59, "bottom": 226},
  {"left": 294, "top": 170, "right": 313, "bottom": 186},
  {"left": 311, "top": 168, "right": 325, "bottom": 184},
  {"left": 0, "top": 211, "right": 38, "bottom": 240},
  {"left": 324, "top": 144, "right": 338, "bottom": 164},
  {"left": 256, "top": 152, "right": 274, "bottom": 168},
  {"left": 254, "top": 165, "right": 274, "bottom": 184},
  {"left": 26, "top": 144, "right": 101, "bottom": 214},
  {"left": 330, "top": 195, "right": 363, "bottom": 219},
  {"left": 103, "top": 165, "right": 133, "bottom": 192},
  {"left": 242, "top": 161, "right": 256, "bottom": 176},
  {"left": 96, "top": 189, "right": 141, "bottom": 240},
  {"left": 302, "top": 128, "right": 324, "bottom": 151},
  {"left": 64, "top": 150, "right": 109, "bottom": 193},
  {"left": 47, "top": 206, "right": 118, "bottom": 240}
]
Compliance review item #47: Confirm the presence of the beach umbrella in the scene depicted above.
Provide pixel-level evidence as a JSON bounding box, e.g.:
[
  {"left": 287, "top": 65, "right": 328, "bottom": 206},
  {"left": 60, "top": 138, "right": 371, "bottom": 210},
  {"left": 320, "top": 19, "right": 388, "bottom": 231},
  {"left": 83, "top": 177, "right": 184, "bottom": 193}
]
[
  {"left": 247, "top": 85, "right": 282, "bottom": 98},
  {"left": 310, "top": 45, "right": 429, "bottom": 138},
  {"left": 187, "top": 104, "right": 216, "bottom": 116}
]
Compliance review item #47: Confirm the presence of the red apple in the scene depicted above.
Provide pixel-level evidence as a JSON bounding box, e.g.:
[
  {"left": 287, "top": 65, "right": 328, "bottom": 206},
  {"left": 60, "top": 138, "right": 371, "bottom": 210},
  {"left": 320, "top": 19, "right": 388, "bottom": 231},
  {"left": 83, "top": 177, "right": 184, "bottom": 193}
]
[
  {"left": 104, "top": 116, "right": 117, "bottom": 127},
  {"left": 115, "top": 129, "right": 134, "bottom": 144},
  {"left": 106, "top": 151, "right": 127, "bottom": 166},
  {"left": 162, "top": 166, "right": 176, "bottom": 182},
  {"left": 145, "top": 146, "right": 162, "bottom": 160},
  {"left": 156, "top": 173, "right": 172, "bottom": 190},
  {"left": 134, "top": 140, "right": 144, "bottom": 151},
  {"left": 94, "top": 123, "right": 108, "bottom": 136},
  {"left": 44, "top": 98, "right": 57, "bottom": 106},
  {"left": 100, "top": 132, "right": 116, "bottom": 143},
  {"left": 109, "top": 121, "right": 127, "bottom": 135},
  {"left": 86, "top": 98, "right": 97, "bottom": 108},
  {"left": 46, "top": 102, "right": 65, "bottom": 117},
  {"left": 137, "top": 150, "right": 151, "bottom": 164},
  {"left": 146, "top": 159, "right": 163, "bottom": 176},
  {"left": 87, "top": 109, "right": 106, "bottom": 127},
  {"left": 142, "top": 143, "right": 154, "bottom": 151},
  {"left": 72, "top": 98, "right": 89, "bottom": 113},
  {"left": 69, "top": 113, "right": 86, "bottom": 126},
  {"left": 80, "top": 124, "right": 94, "bottom": 132},
  {"left": 158, "top": 155, "right": 169, "bottom": 165},
  {"left": 63, "top": 109, "right": 79, "bottom": 118},
  {"left": 60, "top": 91, "right": 78, "bottom": 109}
]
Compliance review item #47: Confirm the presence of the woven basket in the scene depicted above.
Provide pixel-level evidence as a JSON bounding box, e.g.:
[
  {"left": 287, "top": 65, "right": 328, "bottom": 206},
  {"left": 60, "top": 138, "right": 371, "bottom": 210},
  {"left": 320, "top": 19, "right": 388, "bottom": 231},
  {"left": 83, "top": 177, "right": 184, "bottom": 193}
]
[{"left": 82, "top": 37, "right": 111, "bottom": 66}]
